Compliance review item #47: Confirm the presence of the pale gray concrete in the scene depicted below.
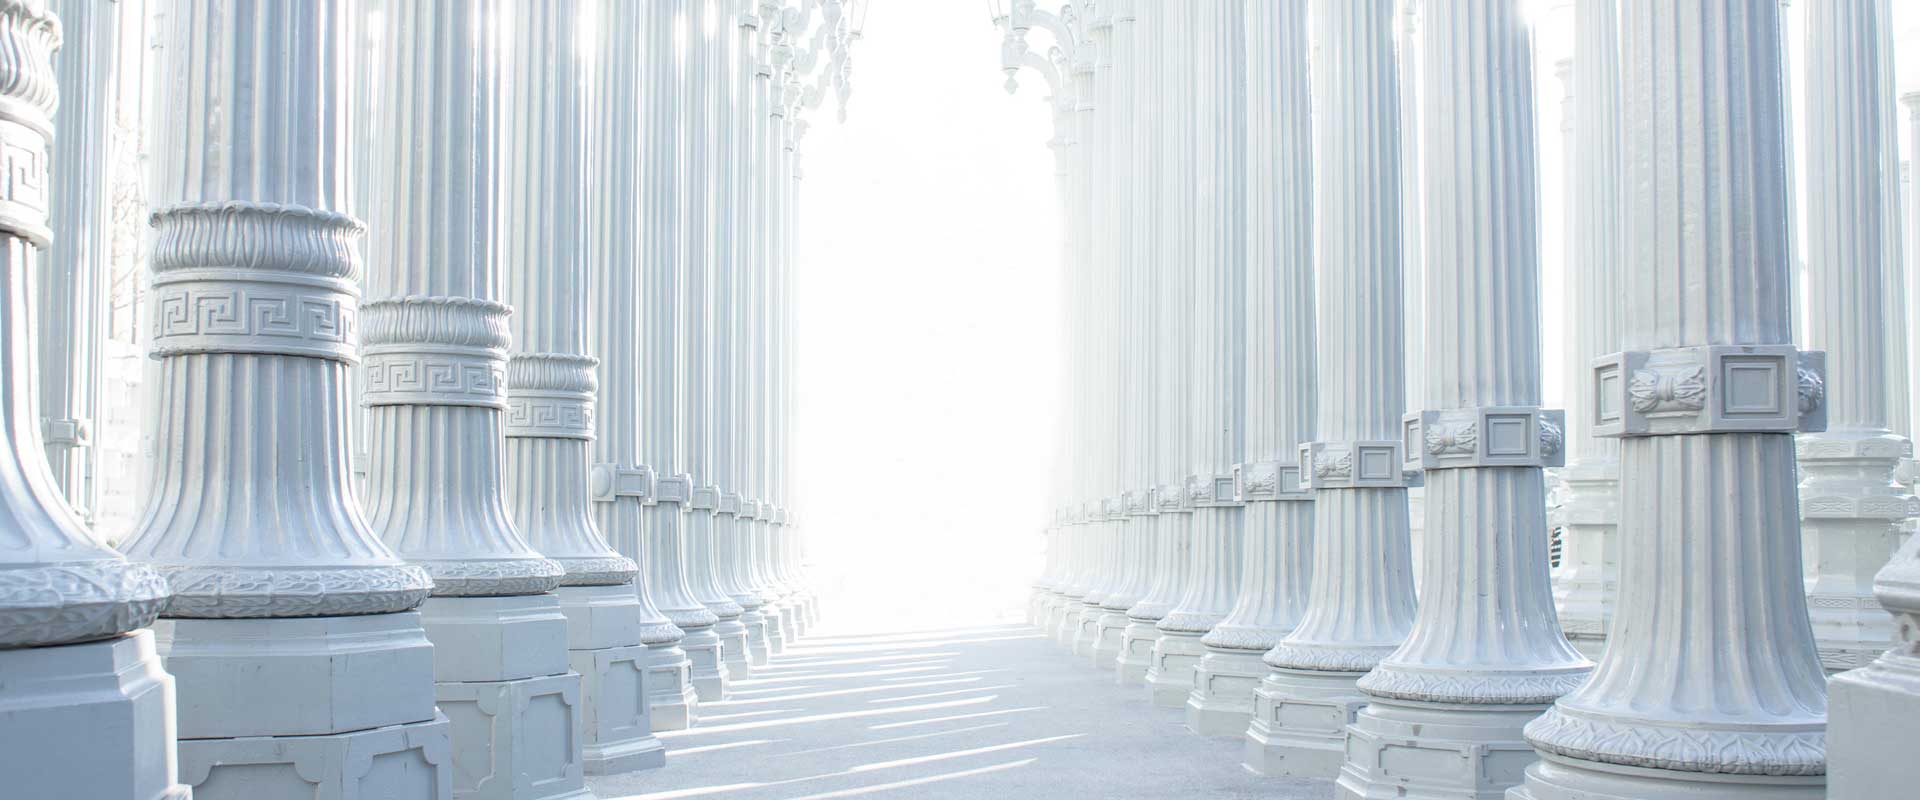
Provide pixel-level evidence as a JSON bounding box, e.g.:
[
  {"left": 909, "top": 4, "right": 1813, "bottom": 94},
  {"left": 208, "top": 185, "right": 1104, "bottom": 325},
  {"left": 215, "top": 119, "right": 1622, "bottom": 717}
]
[{"left": 589, "top": 618, "right": 1332, "bottom": 800}]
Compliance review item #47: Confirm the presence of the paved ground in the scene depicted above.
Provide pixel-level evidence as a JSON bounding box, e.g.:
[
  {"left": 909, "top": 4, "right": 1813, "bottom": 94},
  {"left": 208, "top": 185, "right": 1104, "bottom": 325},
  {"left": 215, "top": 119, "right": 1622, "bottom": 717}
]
[{"left": 587, "top": 615, "right": 1333, "bottom": 800}]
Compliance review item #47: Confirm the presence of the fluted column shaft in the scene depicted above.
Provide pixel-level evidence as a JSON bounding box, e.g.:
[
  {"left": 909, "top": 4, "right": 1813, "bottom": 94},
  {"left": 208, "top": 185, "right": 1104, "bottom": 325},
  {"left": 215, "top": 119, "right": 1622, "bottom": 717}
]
[
  {"left": 501, "top": 0, "right": 639, "bottom": 590},
  {"left": 1207, "top": 0, "right": 1315, "bottom": 653},
  {"left": 1162, "top": 0, "right": 1244, "bottom": 638},
  {"left": 360, "top": 0, "right": 563, "bottom": 595},
  {"left": 1515, "top": 3, "right": 1829, "bottom": 795},
  {"left": 1265, "top": 0, "right": 1416, "bottom": 675},
  {"left": 126, "top": 0, "right": 431, "bottom": 618},
  {"left": 38, "top": 0, "right": 112, "bottom": 522},
  {"left": 1339, "top": 3, "right": 1591, "bottom": 794},
  {"left": 1551, "top": 0, "right": 1626, "bottom": 660}
]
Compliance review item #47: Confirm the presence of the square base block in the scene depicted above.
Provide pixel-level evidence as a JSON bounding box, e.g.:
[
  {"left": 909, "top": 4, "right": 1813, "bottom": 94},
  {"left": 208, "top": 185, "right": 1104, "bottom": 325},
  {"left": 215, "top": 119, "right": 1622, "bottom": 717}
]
[
  {"left": 1245, "top": 667, "right": 1368, "bottom": 779},
  {"left": 570, "top": 645, "right": 665, "bottom": 775},
  {"left": 422, "top": 594, "right": 571, "bottom": 683},
  {"left": 645, "top": 642, "right": 698, "bottom": 731},
  {"left": 716, "top": 619, "right": 752, "bottom": 677},
  {"left": 1186, "top": 647, "right": 1267, "bottom": 737},
  {"left": 438, "top": 672, "right": 593, "bottom": 800},
  {"left": 1145, "top": 630, "right": 1206, "bottom": 708},
  {"left": 681, "top": 625, "right": 728, "bottom": 701},
  {"left": 158, "top": 612, "right": 437, "bottom": 738},
  {"left": 555, "top": 584, "right": 643, "bottom": 651},
  {"left": 1506, "top": 753, "right": 1823, "bottom": 800},
  {"left": 1071, "top": 606, "right": 1101, "bottom": 657},
  {"left": 1091, "top": 611, "right": 1129, "bottom": 670},
  {"left": 1828, "top": 651, "right": 1920, "bottom": 799},
  {"left": 181, "top": 712, "right": 452, "bottom": 800},
  {"left": 1116, "top": 620, "right": 1159, "bottom": 686},
  {"left": 1336, "top": 697, "right": 1545, "bottom": 799},
  {"left": 1054, "top": 604, "right": 1085, "bottom": 647},
  {"left": 0, "top": 632, "right": 191, "bottom": 800},
  {"left": 741, "top": 610, "right": 772, "bottom": 666}
]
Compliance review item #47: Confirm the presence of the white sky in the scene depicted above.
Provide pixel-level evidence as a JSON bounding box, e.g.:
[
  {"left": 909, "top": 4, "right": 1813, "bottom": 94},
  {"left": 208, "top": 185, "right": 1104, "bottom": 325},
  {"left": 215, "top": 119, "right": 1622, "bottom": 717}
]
[{"left": 792, "top": 3, "right": 1920, "bottom": 627}]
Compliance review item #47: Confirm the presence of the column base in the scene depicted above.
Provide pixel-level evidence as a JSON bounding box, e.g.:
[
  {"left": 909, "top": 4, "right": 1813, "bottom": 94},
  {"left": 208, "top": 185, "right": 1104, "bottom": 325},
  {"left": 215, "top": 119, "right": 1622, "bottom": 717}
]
[
  {"left": 1807, "top": 593, "right": 1895, "bottom": 675},
  {"left": 419, "top": 595, "right": 570, "bottom": 683},
  {"left": 1506, "top": 752, "right": 1823, "bottom": 800},
  {"left": 1244, "top": 667, "right": 1368, "bottom": 779},
  {"left": 182, "top": 713, "right": 452, "bottom": 800},
  {"left": 1828, "top": 647, "right": 1920, "bottom": 798},
  {"left": 1070, "top": 602, "right": 1102, "bottom": 658},
  {"left": 645, "top": 642, "right": 698, "bottom": 731},
  {"left": 1055, "top": 601, "right": 1086, "bottom": 648},
  {"left": 1336, "top": 696, "right": 1546, "bottom": 799},
  {"left": 1116, "top": 618, "right": 1158, "bottom": 686},
  {"left": 680, "top": 624, "right": 728, "bottom": 702},
  {"left": 569, "top": 644, "right": 664, "bottom": 776},
  {"left": 764, "top": 604, "right": 788, "bottom": 655},
  {"left": 438, "top": 673, "right": 594, "bottom": 800},
  {"left": 0, "top": 631, "right": 191, "bottom": 800},
  {"left": 158, "top": 612, "right": 437, "bottom": 738},
  {"left": 715, "top": 618, "right": 752, "bottom": 678},
  {"left": 1144, "top": 630, "right": 1206, "bottom": 709},
  {"left": 741, "top": 608, "right": 772, "bottom": 667},
  {"left": 1091, "top": 611, "right": 1129, "bottom": 669},
  {"left": 1185, "top": 646, "right": 1266, "bottom": 737}
]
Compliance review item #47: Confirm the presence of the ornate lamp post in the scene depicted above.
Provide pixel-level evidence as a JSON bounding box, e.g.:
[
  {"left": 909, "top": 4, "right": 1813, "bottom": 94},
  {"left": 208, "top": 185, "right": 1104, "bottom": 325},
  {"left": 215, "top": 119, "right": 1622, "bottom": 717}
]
[
  {"left": 0, "top": 3, "right": 181, "bottom": 798},
  {"left": 503, "top": 0, "right": 666, "bottom": 775}
]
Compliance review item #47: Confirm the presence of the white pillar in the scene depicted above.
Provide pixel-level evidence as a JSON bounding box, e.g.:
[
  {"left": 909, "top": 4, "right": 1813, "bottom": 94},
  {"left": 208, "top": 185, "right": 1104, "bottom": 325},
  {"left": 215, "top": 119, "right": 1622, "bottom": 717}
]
[
  {"left": 1118, "top": 0, "right": 1171, "bottom": 685},
  {"left": 1513, "top": 2, "right": 1829, "bottom": 797},
  {"left": 1337, "top": 2, "right": 1592, "bottom": 795},
  {"left": 38, "top": 0, "right": 113, "bottom": 523},
  {"left": 126, "top": 0, "right": 464, "bottom": 793},
  {"left": 670, "top": 0, "right": 747, "bottom": 695},
  {"left": 584, "top": 0, "right": 698, "bottom": 734},
  {"left": 0, "top": 5, "right": 181, "bottom": 797},
  {"left": 1245, "top": 0, "right": 1418, "bottom": 778},
  {"left": 633, "top": 0, "right": 726, "bottom": 703},
  {"left": 501, "top": 0, "right": 666, "bottom": 776},
  {"left": 1795, "top": 0, "right": 1913, "bottom": 677},
  {"left": 1189, "top": 0, "right": 1316, "bottom": 739},
  {"left": 359, "top": 2, "right": 591, "bottom": 794},
  {"left": 1904, "top": 92, "right": 1920, "bottom": 505},
  {"left": 1093, "top": 0, "right": 1148, "bottom": 672},
  {"left": 1548, "top": 0, "right": 1625, "bottom": 663},
  {"left": 1399, "top": 0, "right": 1428, "bottom": 599},
  {"left": 1139, "top": 2, "right": 1201, "bottom": 702},
  {"left": 1161, "top": 0, "right": 1247, "bottom": 716}
]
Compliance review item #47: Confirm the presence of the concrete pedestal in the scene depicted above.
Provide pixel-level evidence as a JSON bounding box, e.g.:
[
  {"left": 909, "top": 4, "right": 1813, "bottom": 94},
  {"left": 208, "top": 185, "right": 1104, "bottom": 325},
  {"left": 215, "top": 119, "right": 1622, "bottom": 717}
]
[
  {"left": 1244, "top": 667, "right": 1368, "bottom": 779},
  {"left": 1827, "top": 647, "right": 1920, "bottom": 799},
  {"left": 1071, "top": 601, "right": 1102, "bottom": 658},
  {"left": 571, "top": 645, "right": 665, "bottom": 775},
  {"left": 1090, "top": 611, "right": 1128, "bottom": 669},
  {"left": 420, "top": 595, "right": 593, "bottom": 799},
  {"left": 181, "top": 714, "right": 454, "bottom": 800},
  {"left": 681, "top": 624, "right": 728, "bottom": 701},
  {"left": 159, "top": 613, "right": 438, "bottom": 739},
  {"left": 716, "top": 618, "right": 752, "bottom": 678},
  {"left": 646, "top": 642, "right": 699, "bottom": 731},
  {"left": 1116, "top": 619, "right": 1159, "bottom": 686},
  {"left": 1337, "top": 698, "right": 1543, "bottom": 799},
  {"left": 438, "top": 675, "right": 593, "bottom": 800},
  {"left": 0, "top": 632, "right": 191, "bottom": 800},
  {"left": 556, "top": 584, "right": 664, "bottom": 775},
  {"left": 1144, "top": 630, "right": 1206, "bottom": 709},
  {"left": 741, "top": 608, "right": 772, "bottom": 667},
  {"left": 1184, "top": 647, "right": 1266, "bottom": 737}
]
